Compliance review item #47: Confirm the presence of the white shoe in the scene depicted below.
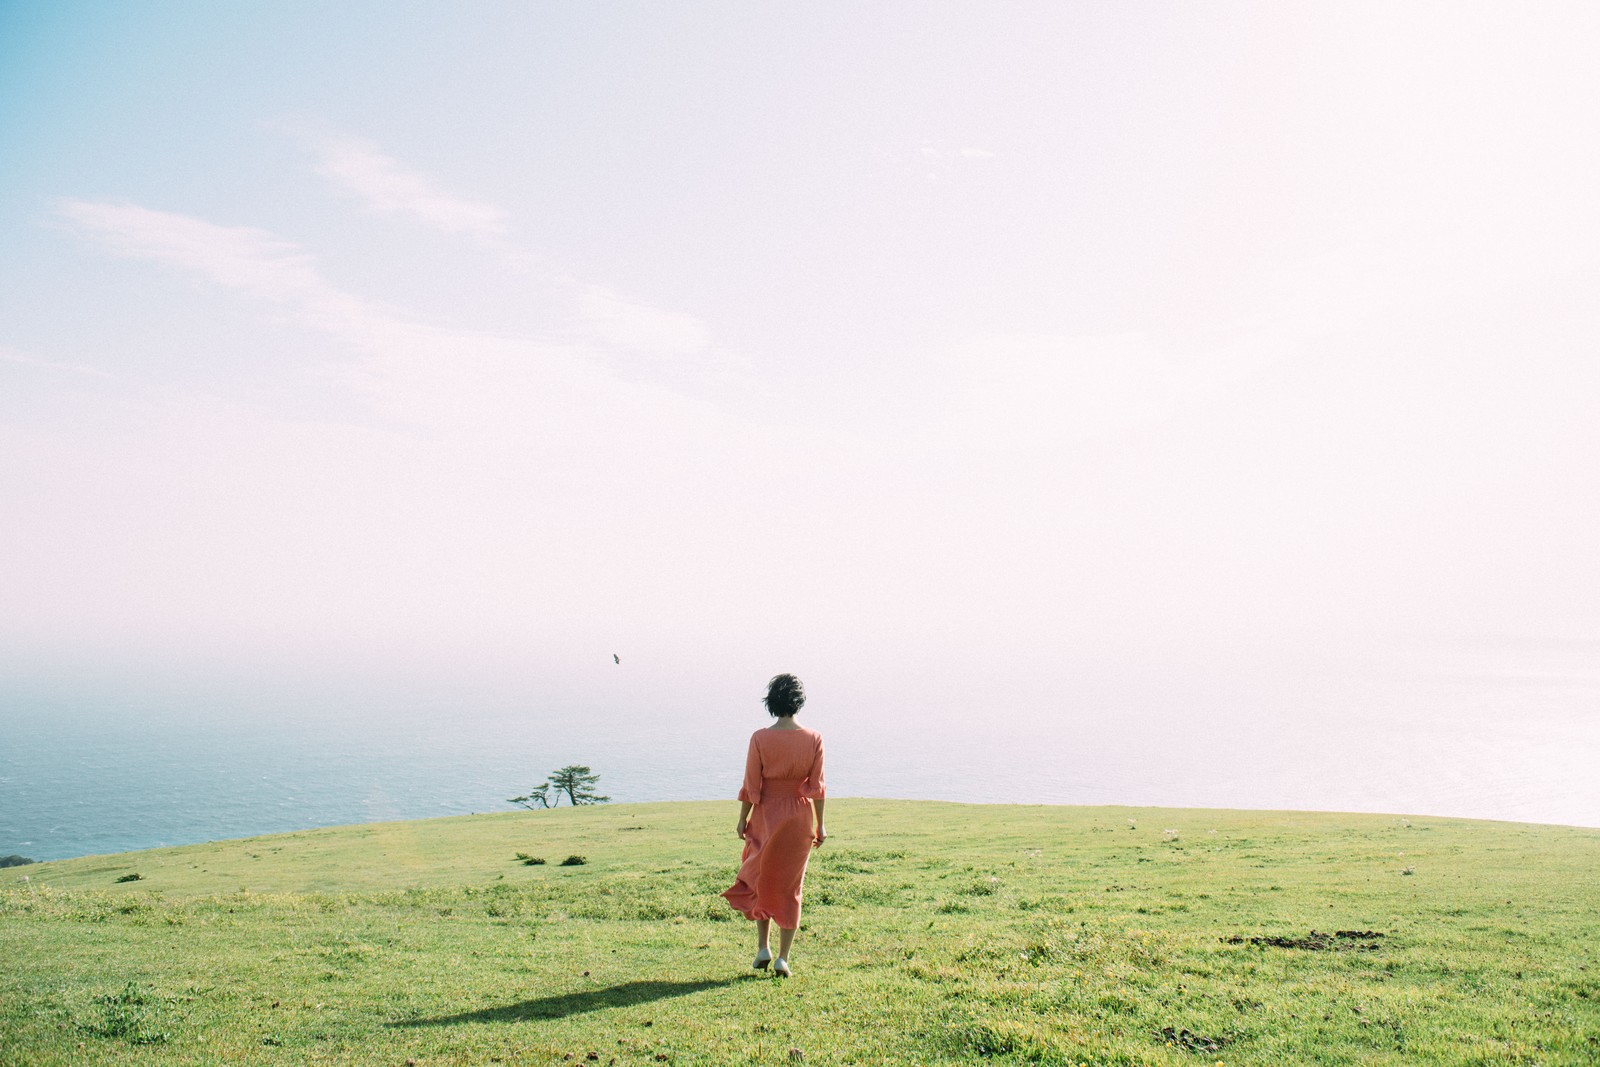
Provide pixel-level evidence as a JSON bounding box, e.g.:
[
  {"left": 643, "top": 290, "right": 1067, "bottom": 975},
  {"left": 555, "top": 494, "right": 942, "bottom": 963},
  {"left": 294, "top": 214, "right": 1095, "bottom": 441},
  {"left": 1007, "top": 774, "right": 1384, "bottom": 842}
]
[
  {"left": 773, "top": 957, "right": 791, "bottom": 978},
  {"left": 753, "top": 947, "right": 773, "bottom": 970}
]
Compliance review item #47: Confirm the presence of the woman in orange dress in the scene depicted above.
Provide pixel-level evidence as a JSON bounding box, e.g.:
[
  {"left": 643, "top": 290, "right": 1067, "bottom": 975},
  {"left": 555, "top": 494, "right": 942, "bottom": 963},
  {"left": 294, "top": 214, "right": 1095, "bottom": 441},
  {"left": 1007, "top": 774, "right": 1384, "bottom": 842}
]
[{"left": 722, "top": 673, "right": 826, "bottom": 977}]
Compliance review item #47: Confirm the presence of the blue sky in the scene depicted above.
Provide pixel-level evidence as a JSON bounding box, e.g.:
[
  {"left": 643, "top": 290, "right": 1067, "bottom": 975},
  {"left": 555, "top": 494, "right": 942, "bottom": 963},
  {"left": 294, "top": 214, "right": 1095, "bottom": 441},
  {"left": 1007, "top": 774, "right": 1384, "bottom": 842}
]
[{"left": 3, "top": 2, "right": 1599, "bottom": 719}]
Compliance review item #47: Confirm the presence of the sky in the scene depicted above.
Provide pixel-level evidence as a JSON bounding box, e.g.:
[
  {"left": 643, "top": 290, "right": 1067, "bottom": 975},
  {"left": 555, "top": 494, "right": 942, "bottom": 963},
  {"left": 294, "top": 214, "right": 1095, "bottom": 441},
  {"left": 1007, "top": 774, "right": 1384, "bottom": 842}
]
[{"left": 3, "top": 2, "right": 1599, "bottom": 731}]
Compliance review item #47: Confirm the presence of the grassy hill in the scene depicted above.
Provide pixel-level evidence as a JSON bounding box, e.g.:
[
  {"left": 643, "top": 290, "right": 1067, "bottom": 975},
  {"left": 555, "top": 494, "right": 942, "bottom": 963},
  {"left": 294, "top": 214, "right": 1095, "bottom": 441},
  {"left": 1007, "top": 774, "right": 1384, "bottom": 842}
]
[{"left": 3, "top": 800, "right": 1598, "bottom": 1065}]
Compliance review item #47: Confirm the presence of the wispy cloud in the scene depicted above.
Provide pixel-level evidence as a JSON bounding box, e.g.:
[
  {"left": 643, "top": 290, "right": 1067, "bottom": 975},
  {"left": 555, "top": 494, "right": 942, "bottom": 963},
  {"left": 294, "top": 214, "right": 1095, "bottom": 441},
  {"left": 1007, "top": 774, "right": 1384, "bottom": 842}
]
[
  {"left": 57, "top": 199, "right": 413, "bottom": 352},
  {"left": 59, "top": 200, "right": 322, "bottom": 298},
  {"left": 305, "top": 135, "right": 509, "bottom": 239},
  {"left": 288, "top": 131, "right": 730, "bottom": 373},
  {"left": 51, "top": 198, "right": 741, "bottom": 455},
  {"left": 54, "top": 195, "right": 731, "bottom": 390},
  {"left": 909, "top": 139, "right": 998, "bottom": 180},
  {"left": 1, "top": 343, "right": 116, "bottom": 379}
]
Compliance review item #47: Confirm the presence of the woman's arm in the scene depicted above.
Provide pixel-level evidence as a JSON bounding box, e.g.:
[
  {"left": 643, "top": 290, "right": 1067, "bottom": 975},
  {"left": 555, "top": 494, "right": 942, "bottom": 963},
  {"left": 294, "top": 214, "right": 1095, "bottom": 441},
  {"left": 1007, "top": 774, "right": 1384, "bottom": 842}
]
[
  {"left": 735, "top": 733, "right": 761, "bottom": 838},
  {"left": 805, "top": 736, "right": 826, "bottom": 846},
  {"left": 737, "top": 735, "right": 762, "bottom": 805},
  {"left": 736, "top": 800, "right": 753, "bottom": 838}
]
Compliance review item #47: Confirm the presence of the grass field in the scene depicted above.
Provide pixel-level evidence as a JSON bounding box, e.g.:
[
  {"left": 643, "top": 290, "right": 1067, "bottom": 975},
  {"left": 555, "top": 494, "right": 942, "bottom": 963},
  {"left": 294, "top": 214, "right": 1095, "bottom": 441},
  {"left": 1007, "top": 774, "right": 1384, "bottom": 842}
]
[{"left": 3, "top": 800, "right": 1598, "bottom": 1065}]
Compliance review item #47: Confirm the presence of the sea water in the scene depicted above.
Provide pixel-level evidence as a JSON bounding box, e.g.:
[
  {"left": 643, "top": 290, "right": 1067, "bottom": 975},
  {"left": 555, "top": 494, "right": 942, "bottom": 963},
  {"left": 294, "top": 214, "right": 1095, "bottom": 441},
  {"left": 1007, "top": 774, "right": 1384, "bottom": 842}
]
[{"left": 3, "top": 664, "right": 1596, "bottom": 861}]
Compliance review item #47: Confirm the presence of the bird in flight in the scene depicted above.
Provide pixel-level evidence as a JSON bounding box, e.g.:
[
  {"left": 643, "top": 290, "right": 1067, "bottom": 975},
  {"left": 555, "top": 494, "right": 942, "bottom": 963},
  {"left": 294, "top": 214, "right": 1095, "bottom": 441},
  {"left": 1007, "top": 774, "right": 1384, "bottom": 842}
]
[{"left": 613, "top": 653, "right": 620, "bottom": 664}]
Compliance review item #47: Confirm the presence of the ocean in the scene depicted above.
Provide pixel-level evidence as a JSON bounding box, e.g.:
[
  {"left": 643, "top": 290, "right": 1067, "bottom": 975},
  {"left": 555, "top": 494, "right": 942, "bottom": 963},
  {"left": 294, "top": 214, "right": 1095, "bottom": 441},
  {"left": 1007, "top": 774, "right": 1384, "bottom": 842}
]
[{"left": 3, "top": 661, "right": 1597, "bottom": 862}]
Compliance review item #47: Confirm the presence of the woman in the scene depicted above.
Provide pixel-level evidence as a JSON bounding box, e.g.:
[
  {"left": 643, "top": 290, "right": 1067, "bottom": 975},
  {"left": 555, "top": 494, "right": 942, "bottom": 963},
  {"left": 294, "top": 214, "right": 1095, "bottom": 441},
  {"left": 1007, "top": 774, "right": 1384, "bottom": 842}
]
[{"left": 721, "top": 673, "right": 826, "bottom": 977}]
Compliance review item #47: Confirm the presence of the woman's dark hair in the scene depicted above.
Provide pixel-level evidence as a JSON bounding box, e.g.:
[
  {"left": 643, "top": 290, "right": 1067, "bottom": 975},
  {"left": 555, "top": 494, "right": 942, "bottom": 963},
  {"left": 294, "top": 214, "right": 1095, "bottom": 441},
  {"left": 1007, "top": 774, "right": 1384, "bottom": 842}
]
[{"left": 765, "top": 673, "right": 806, "bottom": 718}]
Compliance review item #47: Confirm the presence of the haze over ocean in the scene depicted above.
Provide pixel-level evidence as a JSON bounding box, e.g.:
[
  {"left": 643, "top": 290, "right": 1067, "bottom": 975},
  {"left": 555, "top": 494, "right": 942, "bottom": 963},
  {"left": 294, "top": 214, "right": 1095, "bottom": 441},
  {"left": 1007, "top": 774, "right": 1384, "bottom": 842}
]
[
  {"left": 4, "top": 2, "right": 1598, "bottom": 863},
  {"left": 5, "top": 635, "right": 1596, "bottom": 861}
]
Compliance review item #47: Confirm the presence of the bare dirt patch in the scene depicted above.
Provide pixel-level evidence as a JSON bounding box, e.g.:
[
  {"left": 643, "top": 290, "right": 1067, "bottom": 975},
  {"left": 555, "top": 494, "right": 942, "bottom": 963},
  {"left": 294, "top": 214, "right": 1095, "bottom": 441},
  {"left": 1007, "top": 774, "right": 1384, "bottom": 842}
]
[
  {"left": 1224, "top": 929, "right": 1385, "bottom": 951},
  {"left": 1158, "top": 1026, "right": 1231, "bottom": 1054}
]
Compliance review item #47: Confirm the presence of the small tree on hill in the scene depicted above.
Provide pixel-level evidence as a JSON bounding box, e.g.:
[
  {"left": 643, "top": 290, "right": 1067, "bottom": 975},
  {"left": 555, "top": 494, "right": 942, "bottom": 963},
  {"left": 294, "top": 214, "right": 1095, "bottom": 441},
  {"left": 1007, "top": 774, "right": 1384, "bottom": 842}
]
[
  {"left": 551, "top": 765, "right": 610, "bottom": 806},
  {"left": 507, "top": 781, "right": 553, "bottom": 810},
  {"left": 508, "top": 765, "right": 610, "bottom": 809}
]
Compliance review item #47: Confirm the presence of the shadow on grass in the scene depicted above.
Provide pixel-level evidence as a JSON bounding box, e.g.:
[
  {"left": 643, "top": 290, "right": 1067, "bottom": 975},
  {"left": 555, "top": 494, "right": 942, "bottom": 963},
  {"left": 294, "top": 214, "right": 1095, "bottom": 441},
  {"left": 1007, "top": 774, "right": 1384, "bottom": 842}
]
[{"left": 390, "top": 978, "right": 746, "bottom": 1026}]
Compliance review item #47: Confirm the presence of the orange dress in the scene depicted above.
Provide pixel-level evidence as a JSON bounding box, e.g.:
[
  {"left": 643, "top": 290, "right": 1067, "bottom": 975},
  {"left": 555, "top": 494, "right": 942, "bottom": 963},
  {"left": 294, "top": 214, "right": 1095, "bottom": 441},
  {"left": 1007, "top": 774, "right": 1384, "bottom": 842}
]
[{"left": 721, "top": 726, "right": 825, "bottom": 930}]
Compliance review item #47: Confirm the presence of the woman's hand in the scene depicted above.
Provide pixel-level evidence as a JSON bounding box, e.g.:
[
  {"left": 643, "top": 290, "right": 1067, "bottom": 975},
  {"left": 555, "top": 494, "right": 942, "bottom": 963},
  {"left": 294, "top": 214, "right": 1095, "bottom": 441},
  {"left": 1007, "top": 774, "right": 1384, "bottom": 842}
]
[
  {"left": 734, "top": 800, "right": 752, "bottom": 840},
  {"left": 813, "top": 825, "right": 827, "bottom": 848}
]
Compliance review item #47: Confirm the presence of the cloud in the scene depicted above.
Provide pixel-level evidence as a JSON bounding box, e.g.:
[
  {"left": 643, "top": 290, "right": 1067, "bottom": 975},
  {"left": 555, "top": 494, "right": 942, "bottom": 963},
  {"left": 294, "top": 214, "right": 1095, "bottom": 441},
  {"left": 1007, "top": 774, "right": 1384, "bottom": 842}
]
[
  {"left": 51, "top": 198, "right": 738, "bottom": 458},
  {"left": 306, "top": 136, "right": 509, "bottom": 239},
  {"left": 292, "top": 132, "right": 722, "bottom": 370},
  {"left": 577, "top": 286, "right": 711, "bottom": 357},
  {"left": 59, "top": 200, "right": 322, "bottom": 298},
  {"left": 1, "top": 343, "right": 116, "bottom": 379},
  {"left": 908, "top": 139, "right": 997, "bottom": 180},
  {"left": 56, "top": 199, "right": 418, "bottom": 353},
  {"left": 54, "top": 196, "right": 733, "bottom": 412}
]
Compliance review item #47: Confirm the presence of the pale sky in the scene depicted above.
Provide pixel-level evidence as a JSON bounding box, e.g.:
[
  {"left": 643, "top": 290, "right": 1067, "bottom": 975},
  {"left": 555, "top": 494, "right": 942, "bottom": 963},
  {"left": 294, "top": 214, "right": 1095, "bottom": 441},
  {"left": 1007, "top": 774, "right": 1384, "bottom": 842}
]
[{"left": 3, "top": 2, "right": 1598, "bottom": 724}]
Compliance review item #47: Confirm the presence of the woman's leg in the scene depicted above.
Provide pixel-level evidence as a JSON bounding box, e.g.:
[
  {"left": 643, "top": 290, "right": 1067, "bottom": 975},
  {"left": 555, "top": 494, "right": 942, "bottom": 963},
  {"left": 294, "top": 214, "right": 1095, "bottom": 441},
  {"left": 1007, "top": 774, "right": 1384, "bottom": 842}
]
[
  {"left": 756, "top": 918, "right": 771, "bottom": 951},
  {"left": 777, "top": 926, "right": 795, "bottom": 960}
]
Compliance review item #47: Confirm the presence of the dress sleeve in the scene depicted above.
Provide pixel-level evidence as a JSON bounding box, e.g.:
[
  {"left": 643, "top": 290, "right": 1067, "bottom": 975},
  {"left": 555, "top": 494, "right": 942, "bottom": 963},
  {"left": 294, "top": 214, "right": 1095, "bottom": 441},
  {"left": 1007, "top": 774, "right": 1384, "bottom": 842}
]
[
  {"left": 800, "top": 735, "right": 826, "bottom": 800},
  {"left": 737, "top": 733, "right": 762, "bottom": 804}
]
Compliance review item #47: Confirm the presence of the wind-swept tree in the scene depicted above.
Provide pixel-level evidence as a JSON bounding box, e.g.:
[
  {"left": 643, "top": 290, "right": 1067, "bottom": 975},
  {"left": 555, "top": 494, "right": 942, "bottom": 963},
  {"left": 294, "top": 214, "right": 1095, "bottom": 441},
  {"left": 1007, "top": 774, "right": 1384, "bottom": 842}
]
[
  {"left": 509, "top": 766, "right": 610, "bottom": 809},
  {"left": 550, "top": 765, "right": 610, "bottom": 806},
  {"left": 507, "top": 781, "right": 552, "bottom": 809}
]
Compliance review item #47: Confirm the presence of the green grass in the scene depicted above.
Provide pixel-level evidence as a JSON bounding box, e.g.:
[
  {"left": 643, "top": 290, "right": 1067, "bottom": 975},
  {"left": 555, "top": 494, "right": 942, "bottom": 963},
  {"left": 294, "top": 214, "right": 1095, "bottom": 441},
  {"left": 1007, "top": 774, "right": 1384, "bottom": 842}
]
[{"left": 3, "top": 800, "right": 1598, "bottom": 1065}]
